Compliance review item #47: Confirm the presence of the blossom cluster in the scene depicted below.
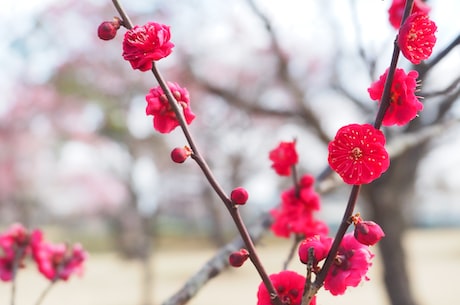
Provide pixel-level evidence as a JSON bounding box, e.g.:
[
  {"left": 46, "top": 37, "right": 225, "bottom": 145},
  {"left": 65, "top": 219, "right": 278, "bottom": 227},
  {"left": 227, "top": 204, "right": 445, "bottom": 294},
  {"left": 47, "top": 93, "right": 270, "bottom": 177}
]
[
  {"left": 270, "top": 173, "right": 328, "bottom": 238},
  {"left": 102, "top": 21, "right": 196, "bottom": 135},
  {"left": 0, "top": 223, "right": 87, "bottom": 282},
  {"left": 265, "top": 141, "right": 384, "bottom": 301}
]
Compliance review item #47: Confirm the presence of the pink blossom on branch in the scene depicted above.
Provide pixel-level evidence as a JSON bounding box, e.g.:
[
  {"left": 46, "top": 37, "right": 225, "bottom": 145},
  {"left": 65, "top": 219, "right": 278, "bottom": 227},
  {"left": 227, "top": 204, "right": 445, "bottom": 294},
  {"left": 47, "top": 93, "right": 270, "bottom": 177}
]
[
  {"left": 328, "top": 124, "right": 390, "bottom": 185},
  {"left": 122, "top": 22, "right": 174, "bottom": 71},
  {"left": 388, "top": 0, "right": 431, "bottom": 29},
  {"left": 398, "top": 12, "right": 437, "bottom": 64},
  {"left": 324, "top": 233, "right": 374, "bottom": 296},
  {"left": 257, "top": 270, "right": 316, "bottom": 305},
  {"left": 269, "top": 141, "right": 298, "bottom": 176},
  {"left": 145, "top": 82, "right": 196, "bottom": 134},
  {"left": 31, "top": 231, "right": 87, "bottom": 281},
  {"left": 368, "top": 68, "right": 422, "bottom": 126},
  {"left": 0, "top": 223, "right": 38, "bottom": 281}
]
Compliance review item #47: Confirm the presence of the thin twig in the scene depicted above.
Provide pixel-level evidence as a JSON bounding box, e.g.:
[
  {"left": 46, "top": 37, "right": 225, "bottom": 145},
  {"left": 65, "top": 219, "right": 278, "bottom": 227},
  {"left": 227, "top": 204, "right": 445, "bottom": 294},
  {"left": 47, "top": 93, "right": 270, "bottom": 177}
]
[
  {"left": 302, "top": 2, "right": 415, "bottom": 303},
  {"left": 34, "top": 281, "right": 56, "bottom": 305},
  {"left": 418, "top": 33, "right": 460, "bottom": 78},
  {"left": 282, "top": 234, "right": 303, "bottom": 270},
  {"left": 245, "top": 0, "right": 331, "bottom": 145},
  {"left": 10, "top": 246, "right": 26, "bottom": 305},
  {"left": 109, "top": 1, "right": 283, "bottom": 304}
]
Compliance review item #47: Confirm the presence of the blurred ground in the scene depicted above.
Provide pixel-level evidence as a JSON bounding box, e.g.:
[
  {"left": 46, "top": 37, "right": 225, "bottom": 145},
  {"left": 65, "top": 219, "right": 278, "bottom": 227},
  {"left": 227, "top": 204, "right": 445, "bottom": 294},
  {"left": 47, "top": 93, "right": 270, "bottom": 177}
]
[{"left": 1, "top": 228, "right": 459, "bottom": 305}]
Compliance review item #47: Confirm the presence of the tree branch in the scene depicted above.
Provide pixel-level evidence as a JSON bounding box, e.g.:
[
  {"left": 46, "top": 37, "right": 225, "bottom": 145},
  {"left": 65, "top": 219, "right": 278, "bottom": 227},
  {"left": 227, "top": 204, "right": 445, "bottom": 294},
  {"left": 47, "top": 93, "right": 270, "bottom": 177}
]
[
  {"left": 245, "top": 0, "right": 331, "bottom": 145},
  {"left": 417, "top": 33, "right": 460, "bottom": 79},
  {"left": 161, "top": 215, "right": 273, "bottom": 305}
]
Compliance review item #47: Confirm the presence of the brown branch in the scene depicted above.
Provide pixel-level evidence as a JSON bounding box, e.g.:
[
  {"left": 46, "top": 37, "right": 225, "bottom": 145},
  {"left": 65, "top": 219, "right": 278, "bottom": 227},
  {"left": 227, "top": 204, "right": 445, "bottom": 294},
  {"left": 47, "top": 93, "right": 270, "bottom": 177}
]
[
  {"left": 435, "top": 85, "right": 460, "bottom": 122},
  {"left": 417, "top": 33, "right": 460, "bottom": 79},
  {"left": 198, "top": 79, "right": 307, "bottom": 118},
  {"left": 161, "top": 215, "right": 273, "bottom": 305},
  {"left": 245, "top": 0, "right": 331, "bottom": 145},
  {"left": 110, "top": 1, "right": 283, "bottom": 304},
  {"left": 424, "top": 75, "right": 460, "bottom": 98},
  {"left": 387, "top": 118, "right": 459, "bottom": 157}
]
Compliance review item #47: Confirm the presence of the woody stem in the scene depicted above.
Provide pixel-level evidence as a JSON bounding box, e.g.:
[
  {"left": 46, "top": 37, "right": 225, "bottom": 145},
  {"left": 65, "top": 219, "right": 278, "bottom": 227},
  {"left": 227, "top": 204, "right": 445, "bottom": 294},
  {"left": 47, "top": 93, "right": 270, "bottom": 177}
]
[
  {"left": 110, "top": 1, "right": 282, "bottom": 304},
  {"left": 303, "top": 1, "right": 415, "bottom": 303}
]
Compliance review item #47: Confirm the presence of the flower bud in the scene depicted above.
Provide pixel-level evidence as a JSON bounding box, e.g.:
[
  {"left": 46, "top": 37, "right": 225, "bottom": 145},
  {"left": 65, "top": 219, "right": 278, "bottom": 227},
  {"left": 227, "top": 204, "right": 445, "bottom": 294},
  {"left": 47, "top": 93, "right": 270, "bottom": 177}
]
[
  {"left": 229, "top": 249, "right": 249, "bottom": 267},
  {"left": 354, "top": 220, "right": 385, "bottom": 246},
  {"left": 97, "top": 18, "right": 121, "bottom": 41},
  {"left": 230, "top": 187, "right": 249, "bottom": 205},
  {"left": 298, "top": 235, "right": 332, "bottom": 265},
  {"left": 170, "top": 147, "right": 191, "bottom": 163}
]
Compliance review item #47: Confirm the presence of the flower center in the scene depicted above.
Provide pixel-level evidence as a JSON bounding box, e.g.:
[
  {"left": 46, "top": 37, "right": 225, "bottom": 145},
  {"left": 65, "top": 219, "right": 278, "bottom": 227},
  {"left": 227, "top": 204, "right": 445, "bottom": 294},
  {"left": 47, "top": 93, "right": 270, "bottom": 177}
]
[{"left": 351, "top": 147, "right": 363, "bottom": 160}]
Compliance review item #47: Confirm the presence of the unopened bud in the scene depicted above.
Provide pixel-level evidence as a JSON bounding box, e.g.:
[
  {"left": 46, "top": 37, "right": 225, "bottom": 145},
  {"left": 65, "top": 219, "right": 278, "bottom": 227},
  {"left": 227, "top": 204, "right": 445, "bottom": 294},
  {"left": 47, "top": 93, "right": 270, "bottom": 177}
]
[
  {"left": 230, "top": 187, "right": 249, "bottom": 205},
  {"left": 354, "top": 219, "right": 385, "bottom": 246},
  {"left": 97, "top": 17, "right": 121, "bottom": 41},
  {"left": 170, "top": 147, "right": 191, "bottom": 163},
  {"left": 298, "top": 235, "right": 332, "bottom": 265},
  {"left": 229, "top": 249, "right": 249, "bottom": 267}
]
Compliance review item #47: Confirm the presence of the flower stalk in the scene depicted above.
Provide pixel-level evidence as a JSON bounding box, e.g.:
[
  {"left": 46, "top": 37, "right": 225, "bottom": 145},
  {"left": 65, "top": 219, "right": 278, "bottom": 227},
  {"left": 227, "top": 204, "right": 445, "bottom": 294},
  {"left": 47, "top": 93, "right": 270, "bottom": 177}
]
[
  {"left": 111, "top": 1, "right": 283, "bottom": 303},
  {"left": 303, "top": 1, "right": 415, "bottom": 303}
]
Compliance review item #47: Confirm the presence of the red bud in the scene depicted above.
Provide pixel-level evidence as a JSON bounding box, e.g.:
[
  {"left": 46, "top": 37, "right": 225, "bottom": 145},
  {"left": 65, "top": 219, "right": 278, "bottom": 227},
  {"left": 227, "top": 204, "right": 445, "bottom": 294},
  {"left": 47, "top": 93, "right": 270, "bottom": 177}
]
[{"left": 230, "top": 187, "right": 249, "bottom": 205}]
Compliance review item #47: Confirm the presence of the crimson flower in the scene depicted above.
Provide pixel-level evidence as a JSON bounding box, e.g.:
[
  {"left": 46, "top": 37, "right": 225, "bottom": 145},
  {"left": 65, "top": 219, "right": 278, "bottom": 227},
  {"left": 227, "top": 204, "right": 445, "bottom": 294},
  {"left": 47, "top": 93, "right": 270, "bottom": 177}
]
[
  {"left": 269, "top": 141, "right": 298, "bottom": 176},
  {"left": 145, "top": 82, "right": 195, "bottom": 134},
  {"left": 398, "top": 12, "right": 437, "bottom": 64},
  {"left": 257, "top": 270, "right": 316, "bottom": 305},
  {"left": 368, "top": 68, "right": 422, "bottom": 126},
  {"left": 328, "top": 124, "right": 389, "bottom": 185},
  {"left": 388, "top": 0, "right": 431, "bottom": 29},
  {"left": 324, "top": 233, "right": 374, "bottom": 296},
  {"left": 122, "top": 22, "right": 174, "bottom": 71},
  {"left": 31, "top": 232, "right": 87, "bottom": 281},
  {"left": 271, "top": 175, "right": 329, "bottom": 238}
]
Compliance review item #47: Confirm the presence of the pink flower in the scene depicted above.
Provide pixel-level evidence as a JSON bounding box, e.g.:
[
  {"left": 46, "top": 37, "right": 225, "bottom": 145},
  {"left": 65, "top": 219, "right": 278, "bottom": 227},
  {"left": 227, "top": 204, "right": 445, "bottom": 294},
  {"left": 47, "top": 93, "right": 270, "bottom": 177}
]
[
  {"left": 388, "top": 0, "right": 431, "bottom": 29},
  {"left": 122, "top": 22, "right": 174, "bottom": 71},
  {"left": 368, "top": 68, "right": 422, "bottom": 126},
  {"left": 298, "top": 235, "right": 332, "bottom": 265},
  {"left": 353, "top": 217, "right": 385, "bottom": 246},
  {"left": 257, "top": 270, "right": 316, "bottom": 305},
  {"left": 324, "top": 233, "right": 374, "bottom": 295},
  {"left": 31, "top": 233, "right": 87, "bottom": 281},
  {"left": 398, "top": 12, "right": 437, "bottom": 64},
  {"left": 269, "top": 141, "right": 299, "bottom": 176},
  {"left": 0, "top": 223, "right": 30, "bottom": 249},
  {"left": 328, "top": 124, "right": 390, "bottom": 185},
  {"left": 0, "top": 223, "right": 37, "bottom": 281},
  {"left": 271, "top": 175, "right": 329, "bottom": 238},
  {"left": 145, "top": 82, "right": 195, "bottom": 133}
]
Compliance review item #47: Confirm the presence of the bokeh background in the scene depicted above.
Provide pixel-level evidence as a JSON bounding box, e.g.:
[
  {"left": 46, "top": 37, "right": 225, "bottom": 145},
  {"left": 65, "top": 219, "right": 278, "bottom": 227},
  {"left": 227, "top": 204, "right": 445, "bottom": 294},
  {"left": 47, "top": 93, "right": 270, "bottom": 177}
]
[{"left": 1, "top": 0, "right": 459, "bottom": 305}]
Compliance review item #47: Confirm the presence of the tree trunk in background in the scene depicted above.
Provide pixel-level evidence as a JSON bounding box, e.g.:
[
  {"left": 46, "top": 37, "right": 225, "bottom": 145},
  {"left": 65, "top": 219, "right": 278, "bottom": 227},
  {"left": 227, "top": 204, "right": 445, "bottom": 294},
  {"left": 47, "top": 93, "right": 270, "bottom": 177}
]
[
  {"left": 203, "top": 187, "right": 227, "bottom": 247},
  {"left": 363, "top": 142, "right": 428, "bottom": 305}
]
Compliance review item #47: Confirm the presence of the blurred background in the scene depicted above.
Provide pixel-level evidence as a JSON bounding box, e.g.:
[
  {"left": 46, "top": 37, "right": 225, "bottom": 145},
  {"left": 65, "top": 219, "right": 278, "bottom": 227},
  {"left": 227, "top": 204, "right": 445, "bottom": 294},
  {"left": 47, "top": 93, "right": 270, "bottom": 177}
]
[{"left": 0, "top": 0, "right": 459, "bottom": 305}]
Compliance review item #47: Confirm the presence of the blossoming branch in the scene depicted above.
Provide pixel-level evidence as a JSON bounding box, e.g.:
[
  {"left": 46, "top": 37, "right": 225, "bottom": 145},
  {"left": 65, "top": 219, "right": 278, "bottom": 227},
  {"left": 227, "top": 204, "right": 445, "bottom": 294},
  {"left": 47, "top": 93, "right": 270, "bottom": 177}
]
[{"left": 96, "top": 0, "right": 439, "bottom": 304}]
